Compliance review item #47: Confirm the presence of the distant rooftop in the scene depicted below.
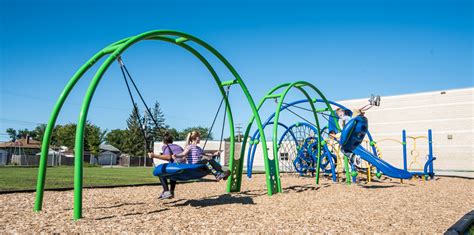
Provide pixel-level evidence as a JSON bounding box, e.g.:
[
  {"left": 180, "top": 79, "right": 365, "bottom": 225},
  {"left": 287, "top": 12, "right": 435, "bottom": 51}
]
[
  {"left": 100, "top": 144, "right": 120, "bottom": 153},
  {"left": 0, "top": 138, "right": 41, "bottom": 149}
]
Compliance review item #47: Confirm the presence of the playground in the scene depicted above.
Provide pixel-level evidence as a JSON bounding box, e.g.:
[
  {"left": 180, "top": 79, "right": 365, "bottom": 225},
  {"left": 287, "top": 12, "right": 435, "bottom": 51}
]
[
  {"left": 1, "top": 174, "right": 472, "bottom": 233},
  {"left": 1, "top": 0, "right": 473, "bottom": 230},
  {"left": 0, "top": 28, "right": 467, "bottom": 233}
]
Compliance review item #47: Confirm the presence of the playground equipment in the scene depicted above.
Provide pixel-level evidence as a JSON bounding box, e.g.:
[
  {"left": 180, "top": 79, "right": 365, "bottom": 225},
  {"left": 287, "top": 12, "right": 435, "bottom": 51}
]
[
  {"left": 118, "top": 56, "right": 230, "bottom": 180},
  {"left": 33, "top": 30, "right": 275, "bottom": 220},
  {"left": 33, "top": 30, "right": 437, "bottom": 220},
  {"left": 371, "top": 129, "right": 435, "bottom": 179},
  {"left": 246, "top": 97, "right": 380, "bottom": 184},
  {"left": 246, "top": 87, "right": 436, "bottom": 184},
  {"left": 238, "top": 81, "right": 340, "bottom": 194}
]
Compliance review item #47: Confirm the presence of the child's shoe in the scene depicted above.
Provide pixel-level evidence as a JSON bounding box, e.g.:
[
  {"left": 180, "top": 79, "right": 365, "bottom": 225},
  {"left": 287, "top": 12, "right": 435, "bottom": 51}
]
[
  {"left": 216, "top": 170, "right": 231, "bottom": 181},
  {"left": 158, "top": 191, "right": 173, "bottom": 199}
]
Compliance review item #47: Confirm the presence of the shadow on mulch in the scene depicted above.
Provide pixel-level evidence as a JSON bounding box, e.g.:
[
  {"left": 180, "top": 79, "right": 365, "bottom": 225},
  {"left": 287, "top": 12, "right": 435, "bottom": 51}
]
[
  {"left": 93, "top": 208, "right": 170, "bottom": 220},
  {"left": 64, "top": 202, "right": 146, "bottom": 211},
  {"left": 167, "top": 194, "right": 255, "bottom": 208},
  {"left": 283, "top": 183, "right": 329, "bottom": 193},
  {"left": 92, "top": 202, "right": 146, "bottom": 210},
  {"left": 359, "top": 184, "right": 397, "bottom": 189}
]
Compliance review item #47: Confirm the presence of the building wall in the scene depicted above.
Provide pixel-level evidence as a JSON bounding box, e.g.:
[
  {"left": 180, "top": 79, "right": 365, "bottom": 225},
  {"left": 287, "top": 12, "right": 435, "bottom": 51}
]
[{"left": 338, "top": 87, "right": 473, "bottom": 173}]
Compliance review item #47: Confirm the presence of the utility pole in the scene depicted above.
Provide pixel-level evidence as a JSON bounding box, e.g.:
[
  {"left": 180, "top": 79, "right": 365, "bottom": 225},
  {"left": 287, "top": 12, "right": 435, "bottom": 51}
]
[{"left": 236, "top": 123, "right": 243, "bottom": 142}]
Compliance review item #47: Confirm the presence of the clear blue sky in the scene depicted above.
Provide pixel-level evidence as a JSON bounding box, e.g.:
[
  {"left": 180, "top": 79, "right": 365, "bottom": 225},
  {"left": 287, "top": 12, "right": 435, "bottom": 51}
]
[{"left": 0, "top": 0, "right": 472, "bottom": 141}]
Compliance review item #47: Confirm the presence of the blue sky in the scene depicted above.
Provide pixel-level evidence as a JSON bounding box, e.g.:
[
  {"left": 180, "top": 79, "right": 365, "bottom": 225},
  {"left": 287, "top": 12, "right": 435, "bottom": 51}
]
[{"left": 0, "top": 0, "right": 472, "bottom": 141}]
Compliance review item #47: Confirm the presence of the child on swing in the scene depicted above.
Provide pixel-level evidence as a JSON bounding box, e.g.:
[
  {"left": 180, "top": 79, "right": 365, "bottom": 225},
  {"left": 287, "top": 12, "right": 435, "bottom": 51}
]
[
  {"left": 148, "top": 133, "right": 185, "bottom": 199},
  {"left": 173, "top": 131, "right": 231, "bottom": 181}
]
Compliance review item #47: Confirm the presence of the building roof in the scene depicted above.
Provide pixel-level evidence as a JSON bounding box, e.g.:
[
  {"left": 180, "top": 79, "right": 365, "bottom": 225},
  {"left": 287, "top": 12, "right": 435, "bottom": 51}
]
[
  {"left": 0, "top": 138, "right": 41, "bottom": 149},
  {"left": 100, "top": 144, "right": 120, "bottom": 153}
]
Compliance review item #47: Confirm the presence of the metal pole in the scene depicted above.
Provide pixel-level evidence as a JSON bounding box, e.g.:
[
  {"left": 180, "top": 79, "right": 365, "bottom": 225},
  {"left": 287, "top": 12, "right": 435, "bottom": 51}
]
[
  {"left": 428, "top": 129, "right": 434, "bottom": 178},
  {"left": 402, "top": 130, "right": 407, "bottom": 171}
]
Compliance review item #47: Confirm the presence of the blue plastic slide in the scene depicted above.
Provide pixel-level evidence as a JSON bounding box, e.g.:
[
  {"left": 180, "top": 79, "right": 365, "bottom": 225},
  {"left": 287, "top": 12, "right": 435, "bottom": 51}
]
[{"left": 353, "top": 146, "right": 413, "bottom": 179}]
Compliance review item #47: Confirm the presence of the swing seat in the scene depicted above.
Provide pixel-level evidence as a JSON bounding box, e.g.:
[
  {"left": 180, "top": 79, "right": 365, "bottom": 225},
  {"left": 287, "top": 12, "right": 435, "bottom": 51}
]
[
  {"left": 153, "top": 163, "right": 211, "bottom": 181},
  {"left": 340, "top": 115, "right": 369, "bottom": 152}
]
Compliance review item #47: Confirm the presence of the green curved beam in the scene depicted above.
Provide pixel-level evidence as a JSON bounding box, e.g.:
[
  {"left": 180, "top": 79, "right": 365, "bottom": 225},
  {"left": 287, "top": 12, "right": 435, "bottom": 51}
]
[{"left": 34, "top": 30, "right": 271, "bottom": 220}]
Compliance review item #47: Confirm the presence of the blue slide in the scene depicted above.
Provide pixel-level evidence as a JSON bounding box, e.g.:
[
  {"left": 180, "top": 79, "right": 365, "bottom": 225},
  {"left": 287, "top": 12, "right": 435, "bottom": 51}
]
[{"left": 353, "top": 146, "right": 413, "bottom": 179}]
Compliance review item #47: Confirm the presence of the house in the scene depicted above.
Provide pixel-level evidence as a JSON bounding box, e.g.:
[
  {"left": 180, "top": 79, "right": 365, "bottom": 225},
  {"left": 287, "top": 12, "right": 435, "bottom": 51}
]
[
  {"left": 34, "top": 149, "right": 62, "bottom": 166},
  {"left": 0, "top": 137, "right": 41, "bottom": 165},
  {"left": 0, "top": 149, "right": 8, "bottom": 165},
  {"left": 90, "top": 144, "right": 121, "bottom": 165}
]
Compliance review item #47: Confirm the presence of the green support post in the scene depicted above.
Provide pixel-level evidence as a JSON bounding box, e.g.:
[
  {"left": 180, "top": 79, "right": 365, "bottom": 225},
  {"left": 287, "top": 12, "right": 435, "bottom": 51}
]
[
  {"left": 33, "top": 50, "right": 108, "bottom": 213},
  {"left": 343, "top": 155, "right": 351, "bottom": 185}
]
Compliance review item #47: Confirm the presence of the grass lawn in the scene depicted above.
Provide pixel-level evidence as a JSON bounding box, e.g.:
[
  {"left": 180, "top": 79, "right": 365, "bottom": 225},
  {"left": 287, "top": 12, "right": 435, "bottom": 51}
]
[{"left": 0, "top": 166, "right": 158, "bottom": 192}]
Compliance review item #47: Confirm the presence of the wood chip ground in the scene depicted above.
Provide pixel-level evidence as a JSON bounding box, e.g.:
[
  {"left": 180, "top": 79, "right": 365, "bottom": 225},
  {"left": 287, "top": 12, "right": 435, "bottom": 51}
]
[{"left": 1, "top": 174, "right": 472, "bottom": 233}]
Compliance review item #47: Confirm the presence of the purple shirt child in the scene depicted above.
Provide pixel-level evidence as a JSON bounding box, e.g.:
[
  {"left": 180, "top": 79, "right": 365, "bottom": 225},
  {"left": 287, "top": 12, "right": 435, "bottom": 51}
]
[{"left": 162, "top": 144, "right": 185, "bottom": 163}]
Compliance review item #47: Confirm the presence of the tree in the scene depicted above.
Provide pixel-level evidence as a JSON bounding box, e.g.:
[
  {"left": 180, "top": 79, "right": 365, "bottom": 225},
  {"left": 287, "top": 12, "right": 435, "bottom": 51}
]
[
  {"left": 165, "top": 128, "right": 181, "bottom": 141},
  {"left": 52, "top": 122, "right": 105, "bottom": 154},
  {"left": 85, "top": 122, "right": 106, "bottom": 156},
  {"left": 5, "top": 128, "right": 36, "bottom": 141},
  {"left": 33, "top": 124, "right": 46, "bottom": 142},
  {"left": 146, "top": 101, "right": 167, "bottom": 142},
  {"left": 105, "top": 129, "right": 127, "bottom": 151},
  {"left": 6, "top": 128, "right": 17, "bottom": 141},
  {"left": 56, "top": 123, "right": 76, "bottom": 150},
  {"left": 179, "top": 126, "right": 212, "bottom": 141},
  {"left": 123, "top": 106, "right": 146, "bottom": 157}
]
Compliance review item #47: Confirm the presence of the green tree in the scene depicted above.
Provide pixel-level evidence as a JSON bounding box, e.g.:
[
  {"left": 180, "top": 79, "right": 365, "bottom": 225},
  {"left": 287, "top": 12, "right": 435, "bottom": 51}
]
[
  {"left": 105, "top": 129, "right": 128, "bottom": 151},
  {"left": 165, "top": 128, "right": 181, "bottom": 141},
  {"left": 5, "top": 128, "right": 36, "bottom": 141},
  {"left": 123, "top": 106, "right": 146, "bottom": 157},
  {"left": 56, "top": 123, "right": 76, "bottom": 150},
  {"left": 85, "top": 122, "right": 106, "bottom": 156},
  {"left": 32, "top": 124, "right": 46, "bottom": 142},
  {"left": 53, "top": 122, "right": 105, "bottom": 154},
  {"left": 146, "top": 101, "right": 167, "bottom": 142},
  {"left": 6, "top": 128, "right": 17, "bottom": 141},
  {"left": 179, "top": 126, "right": 212, "bottom": 141}
]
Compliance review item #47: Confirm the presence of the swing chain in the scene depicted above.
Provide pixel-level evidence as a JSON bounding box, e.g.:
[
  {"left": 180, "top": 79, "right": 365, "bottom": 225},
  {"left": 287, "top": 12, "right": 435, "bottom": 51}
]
[{"left": 202, "top": 85, "right": 231, "bottom": 151}]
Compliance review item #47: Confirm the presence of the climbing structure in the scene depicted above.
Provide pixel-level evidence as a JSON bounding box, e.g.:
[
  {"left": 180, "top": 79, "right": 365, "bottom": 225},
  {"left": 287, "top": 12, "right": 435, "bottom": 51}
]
[{"left": 237, "top": 81, "right": 339, "bottom": 193}]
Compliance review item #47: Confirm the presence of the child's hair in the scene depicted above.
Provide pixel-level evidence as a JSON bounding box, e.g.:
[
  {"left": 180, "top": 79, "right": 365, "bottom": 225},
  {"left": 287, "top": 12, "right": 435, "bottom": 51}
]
[
  {"left": 336, "top": 108, "right": 349, "bottom": 116},
  {"left": 163, "top": 133, "right": 174, "bottom": 144},
  {"left": 185, "top": 131, "right": 201, "bottom": 146}
]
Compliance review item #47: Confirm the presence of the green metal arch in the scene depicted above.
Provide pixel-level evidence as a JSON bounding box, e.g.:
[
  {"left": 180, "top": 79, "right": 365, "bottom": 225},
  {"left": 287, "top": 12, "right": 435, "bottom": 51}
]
[
  {"left": 239, "top": 81, "right": 339, "bottom": 193},
  {"left": 33, "top": 30, "right": 271, "bottom": 220}
]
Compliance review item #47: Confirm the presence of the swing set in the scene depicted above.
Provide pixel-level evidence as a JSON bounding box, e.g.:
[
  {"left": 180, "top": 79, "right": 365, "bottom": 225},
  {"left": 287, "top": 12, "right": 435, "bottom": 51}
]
[{"left": 33, "top": 30, "right": 274, "bottom": 220}]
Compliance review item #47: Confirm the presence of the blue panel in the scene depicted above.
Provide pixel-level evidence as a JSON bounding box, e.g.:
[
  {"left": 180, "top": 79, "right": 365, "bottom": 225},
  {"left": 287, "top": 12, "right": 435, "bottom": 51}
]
[{"left": 340, "top": 115, "right": 369, "bottom": 152}]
